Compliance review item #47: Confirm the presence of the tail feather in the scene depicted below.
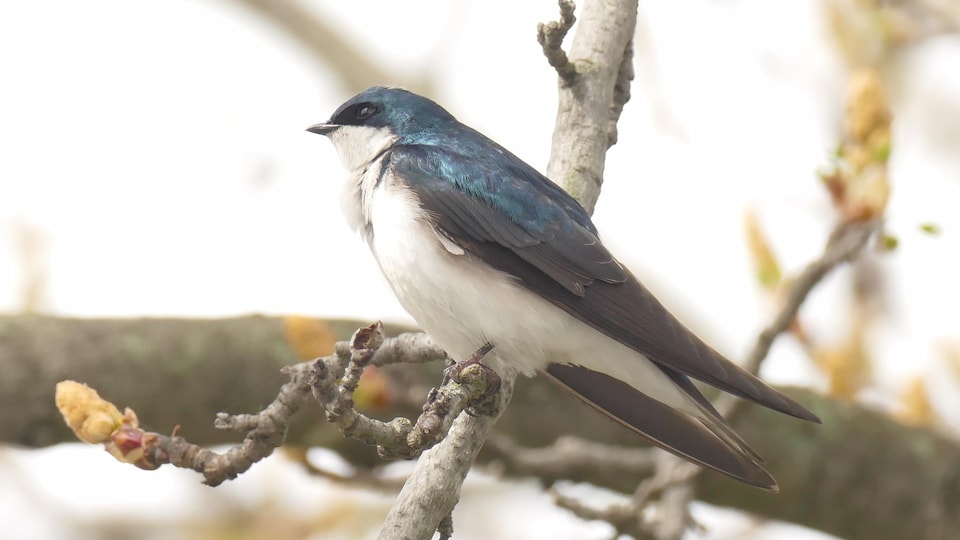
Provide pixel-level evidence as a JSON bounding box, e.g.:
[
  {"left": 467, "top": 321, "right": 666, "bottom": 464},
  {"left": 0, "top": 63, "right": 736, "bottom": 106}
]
[
  {"left": 544, "top": 363, "right": 778, "bottom": 492},
  {"left": 661, "top": 365, "right": 766, "bottom": 463}
]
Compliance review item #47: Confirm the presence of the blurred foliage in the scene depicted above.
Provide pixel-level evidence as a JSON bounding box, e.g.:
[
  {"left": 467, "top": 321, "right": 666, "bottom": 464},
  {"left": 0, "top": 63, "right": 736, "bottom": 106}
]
[
  {"left": 809, "top": 325, "right": 872, "bottom": 401},
  {"left": 744, "top": 209, "right": 782, "bottom": 292},
  {"left": 895, "top": 376, "right": 937, "bottom": 426},
  {"left": 283, "top": 315, "right": 339, "bottom": 360},
  {"left": 746, "top": 67, "right": 893, "bottom": 403},
  {"left": 820, "top": 69, "right": 892, "bottom": 223},
  {"left": 825, "top": 0, "right": 960, "bottom": 70}
]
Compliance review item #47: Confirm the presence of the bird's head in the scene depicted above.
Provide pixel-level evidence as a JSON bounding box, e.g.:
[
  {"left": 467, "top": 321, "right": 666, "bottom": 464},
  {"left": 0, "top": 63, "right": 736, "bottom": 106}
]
[{"left": 308, "top": 86, "right": 457, "bottom": 171}]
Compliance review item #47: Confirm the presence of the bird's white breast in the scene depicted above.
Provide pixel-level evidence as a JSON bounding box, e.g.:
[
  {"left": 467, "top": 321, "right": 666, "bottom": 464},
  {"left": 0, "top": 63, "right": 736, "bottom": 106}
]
[
  {"left": 364, "top": 172, "right": 558, "bottom": 374},
  {"left": 349, "top": 169, "right": 700, "bottom": 415}
]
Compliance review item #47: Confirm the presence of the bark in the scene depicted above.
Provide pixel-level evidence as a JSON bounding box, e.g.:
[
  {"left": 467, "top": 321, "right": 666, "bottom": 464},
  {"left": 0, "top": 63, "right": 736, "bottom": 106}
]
[
  {"left": 377, "top": 375, "right": 516, "bottom": 540},
  {"left": 8, "top": 315, "right": 959, "bottom": 539},
  {"left": 545, "top": 0, "right": 638, "bottom": 214}
]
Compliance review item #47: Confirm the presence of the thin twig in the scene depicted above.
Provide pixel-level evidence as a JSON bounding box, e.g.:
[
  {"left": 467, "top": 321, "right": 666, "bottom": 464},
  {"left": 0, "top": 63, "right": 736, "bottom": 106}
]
[
  {"left": 721, "top": 218, "right": 882, "bottom": 414},
  {"left": 552, "top": 488, "right": 653, "bottom": 539},
  {"left": 152, "top": 362, "right": 315, "bottom": 486},
  {"left": 315, "top": 323, "right": 500, "bottom": 460},
  {"left": 537, "top": 0, "right": 578, "bottom": 83},
  {"left": 85, "top": 328, "right": 498, "bottom": 487},
  {"left": 486, "top": 434, "right": 658, "bottom": 482}
]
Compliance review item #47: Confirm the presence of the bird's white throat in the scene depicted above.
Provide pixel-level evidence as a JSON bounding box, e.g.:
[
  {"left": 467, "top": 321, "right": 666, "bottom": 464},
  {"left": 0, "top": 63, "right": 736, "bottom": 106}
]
[
  {"left": 326, "top": 124, "right": 398, "bottom": 173},
  {"left": 328, "top": 125, "right": 398, "bottom": 234}
]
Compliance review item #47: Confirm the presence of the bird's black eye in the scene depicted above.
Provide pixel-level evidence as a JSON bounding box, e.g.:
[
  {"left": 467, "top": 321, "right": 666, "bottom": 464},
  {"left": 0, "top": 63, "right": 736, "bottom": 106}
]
[{"left": 356, "top": 104, "right": 378, "bottom": 121}]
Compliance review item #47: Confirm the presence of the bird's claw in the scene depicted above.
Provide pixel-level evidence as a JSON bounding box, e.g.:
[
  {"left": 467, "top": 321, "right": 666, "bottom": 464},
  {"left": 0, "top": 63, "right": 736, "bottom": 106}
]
[
  {"left": 439, "top": 343, "right": 500, "bottom": 414},
  {"left": 441, "top": 342, "right": 494, "bottom": 386}
]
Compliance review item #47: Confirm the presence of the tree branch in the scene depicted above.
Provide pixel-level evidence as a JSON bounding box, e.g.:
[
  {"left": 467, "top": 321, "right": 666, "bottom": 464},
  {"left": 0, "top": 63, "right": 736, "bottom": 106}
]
[
  {"left": 316, "top": 324, "right": 499, "bottom": 461},
  {"left": 537, "top": 0, "right": 577, "bottom": 83},
  {"left": 545, "top": 0, "right": 638, "bottom": 213},
  {"left": 731, "top": 218, "right": 883, "bottom": 384},
  {"left": 229, "top": 0, "right": 432, "bottom": 94},
  {"left": 11, "top": 313, "right": 957, "bottom": 539},
  {"left": 54, "top": 326, "right": 507, "bottom": 489},
  {"left": 378, "top": 372, "right": 517, "bottom": 540}
]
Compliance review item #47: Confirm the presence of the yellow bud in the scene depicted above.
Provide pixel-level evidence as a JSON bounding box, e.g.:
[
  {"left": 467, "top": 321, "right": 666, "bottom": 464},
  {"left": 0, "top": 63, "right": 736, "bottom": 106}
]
[
  {"left": 55, "top": 381, "right": 122, "bottom": 444},
  {"left": 844, "top": 69, "right": 890, "bottom": 143}
]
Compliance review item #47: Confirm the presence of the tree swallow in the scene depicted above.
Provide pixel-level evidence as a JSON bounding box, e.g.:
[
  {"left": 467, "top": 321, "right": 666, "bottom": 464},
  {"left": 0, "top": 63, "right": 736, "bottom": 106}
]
[{"left": 308, "top": 86, "right": 819, "bottom": 491}]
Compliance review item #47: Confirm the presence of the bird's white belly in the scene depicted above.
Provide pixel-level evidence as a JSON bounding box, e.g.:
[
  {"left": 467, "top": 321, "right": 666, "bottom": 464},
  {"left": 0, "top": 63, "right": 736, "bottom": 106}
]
[
  {"left": 366, "top": 182, "right": 565, "bottom": 375},
  {"left": 363, "top": 181, "right": 695, "bottom": 416}
]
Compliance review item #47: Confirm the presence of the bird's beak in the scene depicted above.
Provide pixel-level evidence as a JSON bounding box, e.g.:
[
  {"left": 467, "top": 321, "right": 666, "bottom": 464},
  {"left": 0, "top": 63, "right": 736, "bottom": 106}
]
[{"left": 307, "top": 123, "right": 339, "bottom": 136}]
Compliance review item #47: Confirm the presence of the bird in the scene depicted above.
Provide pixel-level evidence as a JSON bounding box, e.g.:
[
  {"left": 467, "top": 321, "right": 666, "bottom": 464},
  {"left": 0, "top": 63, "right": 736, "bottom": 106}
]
[{"left": 308, "top": 86, "right": 819, "bottom": 491}]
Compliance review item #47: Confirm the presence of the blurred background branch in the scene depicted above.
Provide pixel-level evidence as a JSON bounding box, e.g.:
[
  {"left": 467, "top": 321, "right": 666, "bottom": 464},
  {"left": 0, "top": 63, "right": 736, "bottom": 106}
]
[
  {"left": 4, "top": 314, "right": 960, "bottom": 538},
  {"left": 229, "top": 0, "right": 435, "bottom": 95}
]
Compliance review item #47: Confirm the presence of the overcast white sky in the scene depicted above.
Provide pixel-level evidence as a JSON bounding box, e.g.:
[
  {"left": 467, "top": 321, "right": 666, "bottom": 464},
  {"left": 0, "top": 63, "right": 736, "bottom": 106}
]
[{"left": 1, "top": 0, "right": 959, "bottom": 538}]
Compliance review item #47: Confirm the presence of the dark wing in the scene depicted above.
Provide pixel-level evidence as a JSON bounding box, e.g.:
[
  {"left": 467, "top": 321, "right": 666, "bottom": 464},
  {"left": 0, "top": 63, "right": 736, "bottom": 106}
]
[
  {"left": 512, "top": 255, "right": 820, "bottom": 422},
  {"left": 388, "top": 144, "right": 626, "bottom": 296},
  {"left": 545, "top": 364, "right": 777, "bottom": 491},
  {"left": 389, "top": 143, "right": 819, "bottom": 423}
]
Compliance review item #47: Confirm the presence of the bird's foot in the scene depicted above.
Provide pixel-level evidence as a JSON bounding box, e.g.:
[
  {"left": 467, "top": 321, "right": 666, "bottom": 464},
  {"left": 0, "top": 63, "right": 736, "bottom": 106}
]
[
  {"left": 439, "top": 342, "right": 500, "bottom": 415},
  {"left": 440, "top": 342, "right": 495, "bottom": 386}
]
